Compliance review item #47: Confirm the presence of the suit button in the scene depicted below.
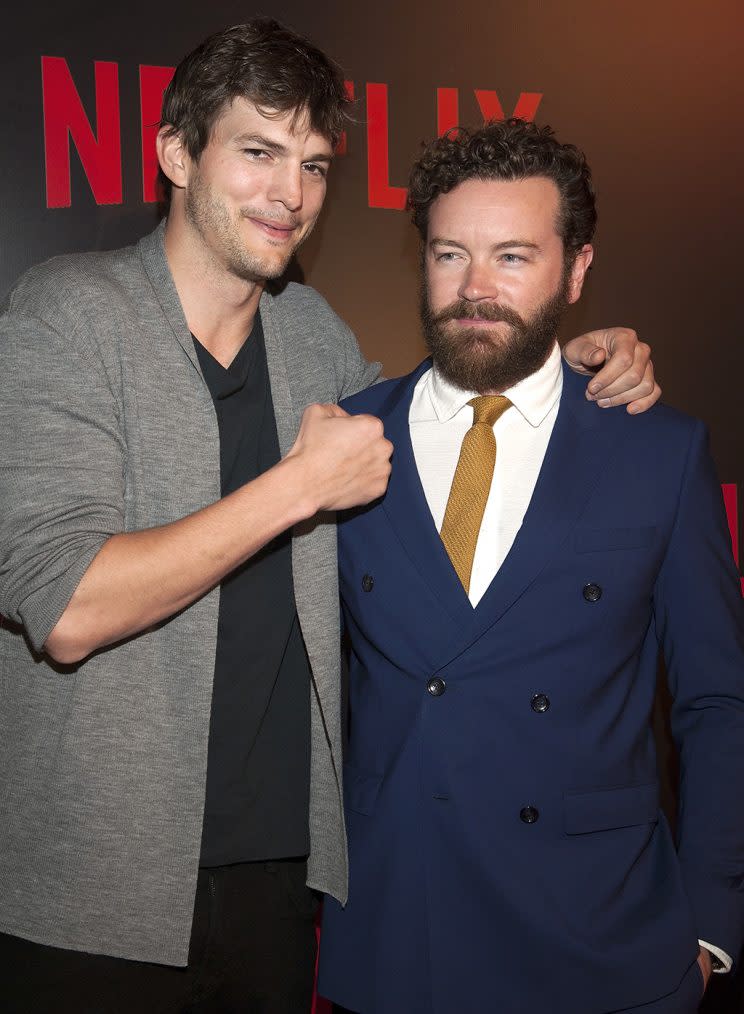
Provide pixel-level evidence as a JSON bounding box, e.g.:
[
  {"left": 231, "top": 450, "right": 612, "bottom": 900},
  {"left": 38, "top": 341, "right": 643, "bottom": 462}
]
[
  {"left": 582, "top": 582, "right": 602, "bottom": 603},
  {"left": 520, "top": 806, "right": 539, "bottom": 824},
  {"left": 531, "top": 693, "right": 550, "bottom": 713},
  {"left": 361, "top": 574, "right": 374, "bottom": 592},
  {"left": 427, "top": 676, "right": 446, "bottom": 697}
]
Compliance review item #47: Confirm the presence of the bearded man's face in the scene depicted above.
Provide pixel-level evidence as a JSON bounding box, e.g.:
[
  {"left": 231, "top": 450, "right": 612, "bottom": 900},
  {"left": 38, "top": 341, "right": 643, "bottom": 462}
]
[{"left": 422, "top": 176, "right": 591, "bottom": 392}]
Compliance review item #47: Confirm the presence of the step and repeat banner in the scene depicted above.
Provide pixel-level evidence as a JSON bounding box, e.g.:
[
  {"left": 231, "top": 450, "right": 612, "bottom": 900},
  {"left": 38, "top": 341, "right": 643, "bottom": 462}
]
[
  {"left": 2, "top": 0, "right": 742, "bottom": 579},
  {"left": 1, "top": 0, "right": 742, "bottom": 1007}
]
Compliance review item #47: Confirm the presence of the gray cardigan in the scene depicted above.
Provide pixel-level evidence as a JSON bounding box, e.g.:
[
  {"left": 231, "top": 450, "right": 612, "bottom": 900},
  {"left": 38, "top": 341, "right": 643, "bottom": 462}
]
[{"left": 0, "top": 223, "right": 381, "bottom": 965}]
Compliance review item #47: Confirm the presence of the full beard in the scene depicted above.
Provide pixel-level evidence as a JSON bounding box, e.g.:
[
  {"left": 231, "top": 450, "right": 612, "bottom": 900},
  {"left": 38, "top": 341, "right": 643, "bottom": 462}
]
[
  {"left": 420, "top": 277, "right": 569, "bottom": 394},
  {"left": 185, "top": 174, "right": 305, "bottom": 283}
]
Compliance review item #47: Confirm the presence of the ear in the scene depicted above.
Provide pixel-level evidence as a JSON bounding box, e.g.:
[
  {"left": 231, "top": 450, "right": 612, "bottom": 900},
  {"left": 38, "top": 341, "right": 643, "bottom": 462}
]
[
  {"left": 566, "top": 244, "right": 594, "bottom": 304},
  {"left": 156, "top": 126, "right": 189, "bottom": 191}
]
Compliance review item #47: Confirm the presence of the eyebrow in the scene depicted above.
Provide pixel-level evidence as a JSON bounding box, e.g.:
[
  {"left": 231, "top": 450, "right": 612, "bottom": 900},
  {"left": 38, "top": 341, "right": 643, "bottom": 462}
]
[
  {"left": 430, "top": 237, "right": 540, "bottom": 252},
  {"left": 232, "top": 132, "right": 333, "bottom": 163}
]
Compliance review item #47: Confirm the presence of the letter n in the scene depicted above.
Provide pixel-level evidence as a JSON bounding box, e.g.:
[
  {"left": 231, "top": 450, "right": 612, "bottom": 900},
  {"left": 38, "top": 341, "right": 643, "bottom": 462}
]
[{"left": 42, "top": 56, "right": 122, "bottom": 208}]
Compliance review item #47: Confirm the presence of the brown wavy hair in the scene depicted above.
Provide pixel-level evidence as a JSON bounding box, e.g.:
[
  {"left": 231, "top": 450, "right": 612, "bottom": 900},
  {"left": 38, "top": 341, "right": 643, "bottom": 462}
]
[
  {"left": 408, "top": 118, "right": 597, "bottom": 255},
  {"left": 158, "top": 18, "right": 350, "bottom": 207}
]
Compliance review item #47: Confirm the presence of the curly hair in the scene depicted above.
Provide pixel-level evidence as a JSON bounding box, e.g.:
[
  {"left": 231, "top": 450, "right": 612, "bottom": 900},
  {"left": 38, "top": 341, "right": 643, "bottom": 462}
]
[
  {"left": 408, "top": 118, "right": 597, "bottom": 255},
  {"left": 158, "top": 18, "right": 351, "bottom": 207}
]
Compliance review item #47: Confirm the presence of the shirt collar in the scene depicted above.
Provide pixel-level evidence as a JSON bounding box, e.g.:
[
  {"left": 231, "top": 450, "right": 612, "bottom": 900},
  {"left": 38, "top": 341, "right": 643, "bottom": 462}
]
[{"left": 427, "top": 340, "right": 563, "bottom": 427}]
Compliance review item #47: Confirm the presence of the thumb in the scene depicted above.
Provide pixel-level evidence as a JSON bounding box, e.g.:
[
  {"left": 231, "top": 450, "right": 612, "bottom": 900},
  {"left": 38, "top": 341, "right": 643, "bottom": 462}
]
[
  {"left": 583, "top": 345, "right": 607, "bottom": 367},
  {"left": 316, "top": 402, "right": 350, "bottom": 418}
]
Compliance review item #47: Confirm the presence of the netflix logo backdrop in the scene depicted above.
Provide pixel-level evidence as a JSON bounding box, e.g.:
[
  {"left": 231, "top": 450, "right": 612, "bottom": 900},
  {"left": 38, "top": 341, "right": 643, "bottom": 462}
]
[
  {"left": 1, "top": 0, "right": 743, "bottom": 1008},
  {"left": 2, "top": 0, "right": 741, "bottom": 574}
]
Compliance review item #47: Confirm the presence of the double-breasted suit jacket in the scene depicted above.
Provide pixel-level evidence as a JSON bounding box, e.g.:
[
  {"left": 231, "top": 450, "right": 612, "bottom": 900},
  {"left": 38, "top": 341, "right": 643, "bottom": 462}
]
[{"left": 318, "top": 360, "right": 744, "bottom": 1014}]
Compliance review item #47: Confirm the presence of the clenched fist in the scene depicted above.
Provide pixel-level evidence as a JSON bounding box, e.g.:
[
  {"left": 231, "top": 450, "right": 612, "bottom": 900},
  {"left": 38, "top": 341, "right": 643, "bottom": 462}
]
[{"left": 285, "top": 403, "right": 393, "bottom": 514}]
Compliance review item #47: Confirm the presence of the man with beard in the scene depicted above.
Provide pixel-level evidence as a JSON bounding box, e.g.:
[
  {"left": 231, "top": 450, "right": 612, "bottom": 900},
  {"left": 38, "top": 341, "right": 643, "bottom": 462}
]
[
  {"left": 317, "top": 119, "right": 744, "bottom": 1014},
  {"left": 0, "top": 19, "right": 658, "bottom": 1011}
]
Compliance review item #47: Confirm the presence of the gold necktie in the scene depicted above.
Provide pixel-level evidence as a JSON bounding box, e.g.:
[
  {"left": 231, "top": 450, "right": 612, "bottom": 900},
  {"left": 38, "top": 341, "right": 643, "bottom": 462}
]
[{"left": 440, "top": 395, "right": 512, "bottom": 593}]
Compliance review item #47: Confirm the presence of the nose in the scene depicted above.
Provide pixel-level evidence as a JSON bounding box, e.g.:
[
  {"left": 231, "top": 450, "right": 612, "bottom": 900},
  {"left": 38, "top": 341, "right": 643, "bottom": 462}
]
[
  {"left": 268, "top": 164, "right": 303, "bottom": 213},
  {"left": 458, "top": 261, "right": 499, "bottom": 303}
]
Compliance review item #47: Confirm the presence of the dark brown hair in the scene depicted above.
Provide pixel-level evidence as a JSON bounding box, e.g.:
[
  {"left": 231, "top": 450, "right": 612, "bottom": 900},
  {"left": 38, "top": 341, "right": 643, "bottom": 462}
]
[
  {"left": 157, "top": 18, "right": 351, "bottom": 205},
  {"left": 408, "top": 118, "right": 597, "bottom": 254}
]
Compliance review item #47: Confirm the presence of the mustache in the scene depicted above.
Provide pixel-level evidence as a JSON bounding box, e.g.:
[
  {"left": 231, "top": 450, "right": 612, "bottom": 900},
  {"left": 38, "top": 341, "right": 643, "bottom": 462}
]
[{"left": 431, "top": 299, "right": 525, "bottom": 327}]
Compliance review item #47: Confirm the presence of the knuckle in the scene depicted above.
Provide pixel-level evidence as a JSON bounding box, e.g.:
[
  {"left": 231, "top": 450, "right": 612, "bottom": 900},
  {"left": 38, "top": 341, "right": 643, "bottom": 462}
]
[
  {"left": 616, "top": 352, "right": 634, "bottom": 371},
  {"left": 618, "top": 326, "right": 637, "bottom": 341}
]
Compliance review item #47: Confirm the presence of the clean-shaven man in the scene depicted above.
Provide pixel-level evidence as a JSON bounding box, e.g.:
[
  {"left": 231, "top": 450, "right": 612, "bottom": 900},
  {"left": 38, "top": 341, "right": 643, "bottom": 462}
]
[
  {"left": 318, "top": 119, "right": 744, "bottom": 1014},
  {"left": 0, "top": 22, "right": 658, "bottom": 1012}
]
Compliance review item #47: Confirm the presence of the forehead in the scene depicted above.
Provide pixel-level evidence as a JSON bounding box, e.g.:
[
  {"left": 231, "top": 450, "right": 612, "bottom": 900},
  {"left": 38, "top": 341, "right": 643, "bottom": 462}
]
[
  {"left": 210, "top": 95, "right": 333, "bottom": 152},
  {"left": 428, "top": 176, "right": 561, "bottom": 242}
]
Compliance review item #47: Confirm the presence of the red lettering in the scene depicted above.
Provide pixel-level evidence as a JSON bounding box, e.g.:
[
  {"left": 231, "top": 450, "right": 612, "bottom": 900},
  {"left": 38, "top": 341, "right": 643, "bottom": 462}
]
[
  {"left": 474, "top": 89, "right": 543, "bottom": 123},
  {"left": 42, "top": 56, "right": 122, "bottom": 208},
  {"left": 437, "top": 87, "right": 460, "bottom": 137},
  {"left": 140, "top": 64, "right": 175, "bottom": 203},
  {"left": 366, "top": 83, "right": 407, "bottom": 210},
  {"left": 335, "top": 81, "right": 355, "bottom": 157},
  {"left": 438, "top": 88, "right": 544, "bottom": 136}
]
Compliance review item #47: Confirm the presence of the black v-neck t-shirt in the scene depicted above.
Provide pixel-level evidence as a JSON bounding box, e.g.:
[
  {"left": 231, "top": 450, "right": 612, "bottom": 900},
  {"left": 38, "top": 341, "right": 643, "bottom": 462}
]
[{"left": 194, "top": 319, "right": 311, "bottom": 866}]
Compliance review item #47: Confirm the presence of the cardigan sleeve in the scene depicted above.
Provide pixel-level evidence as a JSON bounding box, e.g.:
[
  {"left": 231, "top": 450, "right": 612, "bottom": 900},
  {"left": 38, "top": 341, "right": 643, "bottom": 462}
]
[{"left": 0, "top": 308, "right": 126, "bottom": 652}]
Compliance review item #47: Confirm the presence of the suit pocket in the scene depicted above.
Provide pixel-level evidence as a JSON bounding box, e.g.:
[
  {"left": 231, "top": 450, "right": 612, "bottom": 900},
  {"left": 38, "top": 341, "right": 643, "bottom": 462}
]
[
  {"left": 564, "top": 782, "right": 659, "bottom": 835},
  {"left": 344, "top": 764, "right": 383, "bottom": 816},
  {"left": 573, "top": 526, "right": 656, "bottom": 553}
]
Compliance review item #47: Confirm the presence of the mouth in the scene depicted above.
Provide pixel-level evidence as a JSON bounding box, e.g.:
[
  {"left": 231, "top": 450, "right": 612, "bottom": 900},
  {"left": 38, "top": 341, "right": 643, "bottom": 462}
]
[
  {"left": 445, "top": 316, "right": 514, "bottom": 331},
  {"left": 453, "top": 318, "right": 502, "bottom": 327},
  {"left": 247, "top": 217, "right": 298, "bottom": 242}
]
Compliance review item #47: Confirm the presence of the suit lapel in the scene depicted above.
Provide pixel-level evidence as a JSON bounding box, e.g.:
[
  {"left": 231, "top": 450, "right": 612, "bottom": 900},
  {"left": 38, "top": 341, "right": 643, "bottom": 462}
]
[
  {"left": 379, "top": 362, "right": 476, "bottom": 624},
  {"left": 441, "top": 364, "right": 619, "bottom": 661}
]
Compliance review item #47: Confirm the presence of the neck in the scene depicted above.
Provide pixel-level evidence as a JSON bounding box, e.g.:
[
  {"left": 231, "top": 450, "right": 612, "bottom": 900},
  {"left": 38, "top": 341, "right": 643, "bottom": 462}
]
[{"left": 164, "top": 211, "right": 264, "bottom": 368}]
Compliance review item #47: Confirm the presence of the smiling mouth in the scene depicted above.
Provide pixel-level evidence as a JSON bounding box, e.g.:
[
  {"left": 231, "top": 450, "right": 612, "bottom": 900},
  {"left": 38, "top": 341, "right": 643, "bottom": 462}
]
[{"left": 247, "top": 217, "right": 298, "bottom": 241}]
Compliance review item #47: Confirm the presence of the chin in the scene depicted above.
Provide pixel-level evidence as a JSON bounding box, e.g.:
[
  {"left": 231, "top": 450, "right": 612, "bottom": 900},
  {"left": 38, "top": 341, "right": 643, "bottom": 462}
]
[{"left": 230, "top": 252, "right": 293, "bottom": 283}]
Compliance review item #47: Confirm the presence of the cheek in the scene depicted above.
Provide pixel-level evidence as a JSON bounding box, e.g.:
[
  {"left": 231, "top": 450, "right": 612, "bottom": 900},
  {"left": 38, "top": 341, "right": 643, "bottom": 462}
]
[
  {"left": 303, "top": 184, "right": 327, "bottom": 223},
  {"left": 425, "top": 267, "right": 459, "bottom": 310}
]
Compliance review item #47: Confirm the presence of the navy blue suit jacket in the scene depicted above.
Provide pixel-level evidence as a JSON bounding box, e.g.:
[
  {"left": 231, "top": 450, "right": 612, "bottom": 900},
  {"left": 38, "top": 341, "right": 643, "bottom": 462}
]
[{"left": 319, "top": 361, "right": 744, "bottom": 1014}]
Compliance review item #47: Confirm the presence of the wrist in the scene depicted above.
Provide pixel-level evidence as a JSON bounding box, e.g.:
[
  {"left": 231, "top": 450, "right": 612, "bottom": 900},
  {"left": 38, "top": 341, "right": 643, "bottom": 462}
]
[{"left": 272, "top": 454, "right": 320, "bottom": 524}]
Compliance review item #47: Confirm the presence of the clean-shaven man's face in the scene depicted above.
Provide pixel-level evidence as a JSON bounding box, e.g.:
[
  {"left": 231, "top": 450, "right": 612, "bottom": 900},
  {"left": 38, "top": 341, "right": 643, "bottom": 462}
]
[
  {"left": 180, "top": 96, "right": 333, "bottom": 282},
  {"left": 421, "top": 175, "right": 593, "bottom": 393}
]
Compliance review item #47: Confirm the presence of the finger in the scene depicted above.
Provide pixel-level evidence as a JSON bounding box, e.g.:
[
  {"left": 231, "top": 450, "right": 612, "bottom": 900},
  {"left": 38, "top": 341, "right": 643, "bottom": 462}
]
[
  {"left": 597, "top": 374, "right": 661, "bottom": 411},
  {"left": 321, "top": 402, "right": 349, "bottom": 417},
  {"left": 354, "top": 412, "right": 385, "bottom": 436},
  {"left": 593, "top": 356, "right": 654, "bottom": 402},
  {"left": 572, "top": 326, "right": 635, "bottom": 384},
  {"left": 570, "top": 344, "right": 608, "bottom": 375},
  {"left": 579, "top": 346, "right": 608, "bottom": 372},
  {"left": 588, "top": 341, "right": 652, "bottom": 397},
  {"left": 625, "top": 383, "right": 662, "bottom": 415}
]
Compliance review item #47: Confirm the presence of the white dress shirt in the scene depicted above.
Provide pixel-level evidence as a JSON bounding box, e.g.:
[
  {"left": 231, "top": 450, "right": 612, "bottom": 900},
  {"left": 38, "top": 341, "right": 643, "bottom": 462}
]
[
  {"left": 408, "top": 342, "right": 731, "bottom": 973},
  {"left": 410, "top": 341, "right": 562, "bottom": 607}
]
